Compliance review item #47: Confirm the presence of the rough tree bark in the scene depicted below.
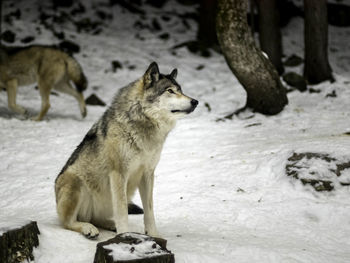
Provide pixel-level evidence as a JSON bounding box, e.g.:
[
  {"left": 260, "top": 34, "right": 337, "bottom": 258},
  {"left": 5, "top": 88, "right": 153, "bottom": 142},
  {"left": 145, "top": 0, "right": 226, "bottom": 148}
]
[
  {"left": 304, "top": 0, "right": 333, "bottom": 84},
  {"left": 0, "top": 0, "right": 2, "bottom": 45},
  {"left": 216, "top": 0, "right": 288, "bottom": 115},
  {"left": 257, "top": 0, "right": 284, "bottom": 75}
]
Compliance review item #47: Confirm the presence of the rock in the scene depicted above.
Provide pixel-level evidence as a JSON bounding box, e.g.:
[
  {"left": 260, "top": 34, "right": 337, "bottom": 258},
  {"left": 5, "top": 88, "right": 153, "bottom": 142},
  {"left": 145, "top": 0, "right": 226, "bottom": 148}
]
[
  {"left": 4, "top": 9, "right": 21, "bottom": 24},
  {"left": 70, "top": 3, "right": 86, "bottom": 16},
  {"left": 146, "top": 0, "right": 168, "bottom": 8},
  {"left": 159, "top": 33, "right": 170, "bottom": 40},
  {"left": 161, "top": 16, "right": 171, "bottom": 22},
  {"left": 284, "top": 54, "right": 303, "bottom": 67},
  {"left": 196, "top": 64, "right": 205, "bottom": 70},
  {"left": 96, "top": 10, "right": 112, "bottom": 21},
  {"left": 85, "top": 94, "right": 106, "bottom": 106},
  {"left": 151, "top": 18, "right": 162, "bottom": 32},
  {"left": 58, "top": 40, "right": 80, "bottom": 54},
  {"left": 54, "top": 31, "right": 65, "bottom": 40},
  {"left": 1, "top": 30, "right": 16, "bottom": 43},
  {"left": 94, "top": 233, "right": 174, "bottom": 263},
  {"left": 112, "top": 60, "right": 123, "bottom": 73},
  {"left": 21, "top": 36, "right": 35, "bottom": 44},
  {"left": 308, "top": 88, "right": 321, "bottom": 94},
  {"left": 110, "top": 0, "right": 145, "bottom": 15},
  {"left": 282, "top": 72, "right": 307, "bottom": 92},
  {"left": 74, "top": 18, "right": 102, "bottom": 34},
  {"left": 326, "top": 90, "right": 337, "bottom": 98},
  {"left": 53, "top": 0, "right": 73, "bottom": 8},
  {"left": 0, "top": 221, "right": 40, "bottom": 263},
  {"left": 204, "top": 102, "right": 211, "bottom": 112}
]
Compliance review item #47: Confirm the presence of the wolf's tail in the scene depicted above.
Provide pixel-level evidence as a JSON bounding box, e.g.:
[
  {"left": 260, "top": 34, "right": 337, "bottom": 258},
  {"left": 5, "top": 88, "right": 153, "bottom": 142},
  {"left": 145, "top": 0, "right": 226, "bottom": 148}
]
[{"left": 65, "top": 56, "right": 88, "bottom": 93}]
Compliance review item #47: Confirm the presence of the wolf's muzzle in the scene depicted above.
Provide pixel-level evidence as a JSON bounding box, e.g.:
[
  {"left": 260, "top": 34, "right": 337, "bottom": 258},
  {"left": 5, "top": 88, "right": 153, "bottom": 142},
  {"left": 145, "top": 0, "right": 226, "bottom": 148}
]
[
  {"left": 188, "top": 99, "right": 198, "bottom": 113},
  {"left": 191, "top": 99, "right": 198, "bottom": 108},
  {"left": 171, "top": 99, "right": 198, "bottom": 114}
]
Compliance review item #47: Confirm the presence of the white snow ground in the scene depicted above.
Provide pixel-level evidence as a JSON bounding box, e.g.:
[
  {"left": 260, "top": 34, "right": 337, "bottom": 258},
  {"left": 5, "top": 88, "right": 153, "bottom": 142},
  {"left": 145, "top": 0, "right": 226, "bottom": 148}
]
[{"left": 1, "top": 1, "right": 350, "bottom": 262}]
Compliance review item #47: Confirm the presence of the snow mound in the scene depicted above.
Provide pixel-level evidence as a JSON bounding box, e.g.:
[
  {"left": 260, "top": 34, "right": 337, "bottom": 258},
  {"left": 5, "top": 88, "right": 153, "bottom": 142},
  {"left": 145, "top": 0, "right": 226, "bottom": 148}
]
[{"left": 286, "top": 152, "right": 350, "bottom": 191}]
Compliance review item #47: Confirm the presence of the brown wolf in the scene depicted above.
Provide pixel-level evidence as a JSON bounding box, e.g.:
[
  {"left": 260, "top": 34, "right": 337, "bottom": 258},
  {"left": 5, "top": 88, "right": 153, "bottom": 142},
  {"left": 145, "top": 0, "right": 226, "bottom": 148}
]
[{"left": 0, "top": 45, "right": 87, "bottom": 121}]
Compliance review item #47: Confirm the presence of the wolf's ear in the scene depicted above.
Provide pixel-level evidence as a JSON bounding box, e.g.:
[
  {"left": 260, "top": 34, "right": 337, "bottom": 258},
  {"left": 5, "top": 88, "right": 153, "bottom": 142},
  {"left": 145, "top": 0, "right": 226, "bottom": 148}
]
[
  {"left": 170, "top": 68, "right": 177, "bottom": 79},
  {"left": 144, "top": 62, "right": 160, "bottom": 84}
]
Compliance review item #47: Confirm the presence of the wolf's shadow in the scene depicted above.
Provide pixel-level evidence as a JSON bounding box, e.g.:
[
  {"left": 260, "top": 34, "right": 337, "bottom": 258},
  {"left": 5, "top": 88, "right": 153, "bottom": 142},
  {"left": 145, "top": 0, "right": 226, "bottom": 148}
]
[{"left": 0, "top": 105, "right": 81, "bottom": 121}]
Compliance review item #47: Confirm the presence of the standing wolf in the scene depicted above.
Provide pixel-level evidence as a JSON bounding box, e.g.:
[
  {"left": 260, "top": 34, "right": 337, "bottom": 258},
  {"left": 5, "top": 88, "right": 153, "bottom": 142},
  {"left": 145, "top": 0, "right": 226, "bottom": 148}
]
[
  {"left": 55, "top": 62, "right": 198, "bottom": 238},
  {"left": 0, "top": 45, "right": 87, "bottom": 121}
]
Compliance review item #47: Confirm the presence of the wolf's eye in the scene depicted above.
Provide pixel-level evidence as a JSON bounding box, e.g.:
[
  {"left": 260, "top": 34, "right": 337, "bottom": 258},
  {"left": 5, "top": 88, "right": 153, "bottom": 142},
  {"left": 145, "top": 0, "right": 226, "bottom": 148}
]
[{"left": 167, "top": 89, "right": 175, "bottom": 94}]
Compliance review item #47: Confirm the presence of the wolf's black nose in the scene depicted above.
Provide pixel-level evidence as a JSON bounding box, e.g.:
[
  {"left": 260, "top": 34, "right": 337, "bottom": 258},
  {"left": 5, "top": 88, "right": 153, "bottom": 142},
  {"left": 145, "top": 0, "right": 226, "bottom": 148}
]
[{"left": 191, "top": 99, "right": 199, "bottom": 107}]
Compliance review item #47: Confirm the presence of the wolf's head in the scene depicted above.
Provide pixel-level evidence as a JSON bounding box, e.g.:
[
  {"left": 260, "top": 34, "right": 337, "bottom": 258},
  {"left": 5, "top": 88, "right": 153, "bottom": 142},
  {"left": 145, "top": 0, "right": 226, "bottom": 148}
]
[{"left": 141, "top": 62, "right": 198, "bottom": 120}]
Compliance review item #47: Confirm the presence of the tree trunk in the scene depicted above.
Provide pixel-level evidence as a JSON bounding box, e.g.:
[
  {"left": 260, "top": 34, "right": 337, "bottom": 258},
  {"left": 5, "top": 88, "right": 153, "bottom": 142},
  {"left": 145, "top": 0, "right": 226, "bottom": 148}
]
[
  {"left": 0, "top": 0, "right": 2, "bottom": 45},
  {"left": 257, "top": 0, "right": 284, "bottom": 75},
  {"left": 0, "top": 221, "right": 40, "bottom": 263},
  {"left": 216, "top": 0, "right": 288, "bottom": 115},
  {"left": 304, "top": 0, "right": 333, "bottom": 84},
  {"left": 198, "top": 0, "right": 218, "bottom": 47}
]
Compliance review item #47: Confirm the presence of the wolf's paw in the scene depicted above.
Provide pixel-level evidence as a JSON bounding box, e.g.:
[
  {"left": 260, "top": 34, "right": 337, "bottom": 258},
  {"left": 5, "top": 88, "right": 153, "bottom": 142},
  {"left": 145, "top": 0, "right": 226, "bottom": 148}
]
[
  {"left": 82, "top": 224, "right": 99, "bottom": 239},
  {"left": 11, "top": 105, "right": 27, "bottom": 116},
  {"left": 81, "top": 107, "right": 87, "bottom": 118},
  {"left": 30, "top": 115, "right": 43, "bottom": 122},
  {"left": 19, "top": 108, "right": 27, "bottom": 115}
]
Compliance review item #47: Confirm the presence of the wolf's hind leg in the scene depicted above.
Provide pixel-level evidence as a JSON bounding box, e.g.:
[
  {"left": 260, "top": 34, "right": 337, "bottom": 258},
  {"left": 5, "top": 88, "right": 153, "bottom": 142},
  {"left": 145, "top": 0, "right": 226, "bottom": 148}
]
[
  {"left": 56, "top": 173, "right": 99, "bottom": 239},
  {"left": 55, "top": 81, "right": 87, "bottom": 118},
  {"left": 6, "top": 79, "right": 27, "bottom": 115},
  {"left": 32, "top": 82, "right": 51, "bottom": 121}
]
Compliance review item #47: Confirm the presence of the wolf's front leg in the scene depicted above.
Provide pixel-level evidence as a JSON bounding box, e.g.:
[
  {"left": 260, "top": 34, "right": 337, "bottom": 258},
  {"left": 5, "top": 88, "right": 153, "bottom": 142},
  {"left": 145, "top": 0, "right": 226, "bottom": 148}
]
[
  {"left": 7, "top": 79, "right": 27, "bottom": 115},
  {"left": 139, "top": 171, "right": 159, "bottom": 237},
  {"left": 109, "top": 171, "right": 129, "bottom": 234}
]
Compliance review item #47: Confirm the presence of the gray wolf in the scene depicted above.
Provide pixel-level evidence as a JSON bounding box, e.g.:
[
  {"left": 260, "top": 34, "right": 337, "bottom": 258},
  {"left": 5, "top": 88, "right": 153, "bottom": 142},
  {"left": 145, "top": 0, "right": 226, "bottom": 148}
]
[
  {"left": 55, "top": 62, "right": 198, "bottom": 238},
  {"left": 0, "top": 45, "right": 87, "bottom": 121}
]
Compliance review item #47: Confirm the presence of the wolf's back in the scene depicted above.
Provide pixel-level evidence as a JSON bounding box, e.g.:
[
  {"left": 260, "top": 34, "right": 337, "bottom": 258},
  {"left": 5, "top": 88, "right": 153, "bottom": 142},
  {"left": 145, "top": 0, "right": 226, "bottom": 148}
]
[{"left": 65, "top": 55, "right": 87, "bottom": 92}]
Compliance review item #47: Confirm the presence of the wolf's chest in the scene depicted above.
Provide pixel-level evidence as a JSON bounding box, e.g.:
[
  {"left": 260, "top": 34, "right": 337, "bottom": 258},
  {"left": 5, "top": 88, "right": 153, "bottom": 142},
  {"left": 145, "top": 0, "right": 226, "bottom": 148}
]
[{"left": 129, "top": 146, "right": 162, "bottom": 171}]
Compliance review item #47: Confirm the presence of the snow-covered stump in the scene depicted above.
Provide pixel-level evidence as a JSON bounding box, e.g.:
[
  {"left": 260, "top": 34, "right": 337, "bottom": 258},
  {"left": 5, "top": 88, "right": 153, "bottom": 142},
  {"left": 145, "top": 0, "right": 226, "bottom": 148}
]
[
  {"left": 94, "top": 233, "right": 175, "bottom": 263},
  {"left": 0, "top": 221, "right": 40, "bottom": 263}
]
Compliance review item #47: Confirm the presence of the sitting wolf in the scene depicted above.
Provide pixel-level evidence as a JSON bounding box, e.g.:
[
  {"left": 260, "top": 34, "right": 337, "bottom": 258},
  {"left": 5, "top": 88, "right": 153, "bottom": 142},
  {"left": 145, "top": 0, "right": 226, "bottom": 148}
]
[
  {"left": 55, "top": 62, "right": 198, "bottom": 238},
  {"left": 0, "top": 45, "right": 87, "bottom": 121}
]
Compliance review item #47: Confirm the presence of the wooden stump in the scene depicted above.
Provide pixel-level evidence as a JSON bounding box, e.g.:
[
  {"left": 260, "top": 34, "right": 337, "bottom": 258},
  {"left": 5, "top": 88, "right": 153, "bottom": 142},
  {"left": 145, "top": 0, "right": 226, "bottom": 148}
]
[
  {"left": 94, "top": 233, "right": 175, "bottom": 263},
  {"left": 0, "top": 221, "right": 40, "bottom": 263}
]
